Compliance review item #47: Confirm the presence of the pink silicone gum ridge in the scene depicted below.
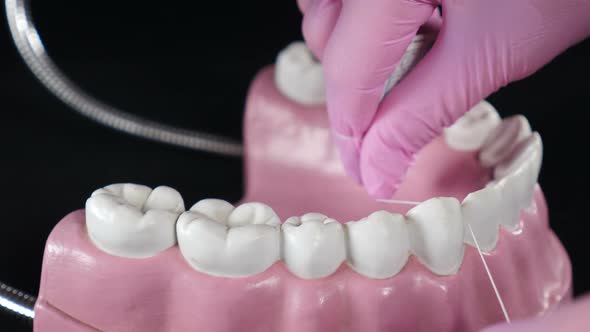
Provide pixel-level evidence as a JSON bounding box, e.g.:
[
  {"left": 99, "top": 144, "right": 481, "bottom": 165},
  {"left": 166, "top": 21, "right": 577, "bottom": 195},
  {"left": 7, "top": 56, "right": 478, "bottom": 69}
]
[{"left": 34, "top": 67, "right": 572, "bottom": 332}]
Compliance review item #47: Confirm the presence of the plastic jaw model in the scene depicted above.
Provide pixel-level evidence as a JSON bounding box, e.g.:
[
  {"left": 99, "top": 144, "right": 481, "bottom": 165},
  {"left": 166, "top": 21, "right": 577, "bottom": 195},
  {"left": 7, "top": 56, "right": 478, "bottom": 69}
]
[{"left": 33, "top": 41, "right": 572, "bottom": 332}]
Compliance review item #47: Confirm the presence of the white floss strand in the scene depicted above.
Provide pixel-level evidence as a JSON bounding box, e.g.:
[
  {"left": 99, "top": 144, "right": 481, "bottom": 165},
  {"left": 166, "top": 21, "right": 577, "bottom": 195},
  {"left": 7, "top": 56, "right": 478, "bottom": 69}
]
[
  {"left": 467, "top": 223, "right": 511, "bottom": 323},
  {"left": 379, "top": 198, "right": 511, "bottom": 323}
]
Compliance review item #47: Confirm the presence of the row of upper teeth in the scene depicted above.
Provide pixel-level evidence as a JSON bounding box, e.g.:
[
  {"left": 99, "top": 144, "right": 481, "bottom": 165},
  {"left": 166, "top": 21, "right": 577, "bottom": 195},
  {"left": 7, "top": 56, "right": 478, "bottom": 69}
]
[{"left": 85, "top": 112, "right": 540, "bottom": 280}]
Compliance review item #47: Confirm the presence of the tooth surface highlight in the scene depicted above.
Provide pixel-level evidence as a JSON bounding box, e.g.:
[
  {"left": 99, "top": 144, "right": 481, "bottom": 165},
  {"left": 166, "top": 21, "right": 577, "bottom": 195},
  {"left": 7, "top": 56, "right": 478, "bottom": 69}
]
[
  {"left": 189, "top": 198, "right": 234, "bottom": 224},
  {"left": 347, "top": 211, "right": 410, "bottom": 279},
  {"left": 444, "top": 101, "right": 502, "bottom": 151},
  {"left": 494, "top": 133, "right": 543, "bottom": 181},
  {"left": 85, "top": 183, "right": 185, "bottom": 258},
  {"left": 407, "top": 198, "right": 464, "bottom": 275},
  {"left": 480, "top": 115, "right": 532, "bottom": 167},
  {"left": 462, "top": 186, "right": 502, "bottom": 252},
  {"left": 227, "top": 202, "right": 281, "bottom": 227},
  {"left": 177, "top": 201, "right": 280, "bottom": 277},
  {"left": 282, "top": 213, "right": 346, "bottom": 279},
  {"left": 490, "top": 134, "right": 543, "bottom": 231},
  {"left": 275, "top": 41, "right": 325, "bottom": 105}
]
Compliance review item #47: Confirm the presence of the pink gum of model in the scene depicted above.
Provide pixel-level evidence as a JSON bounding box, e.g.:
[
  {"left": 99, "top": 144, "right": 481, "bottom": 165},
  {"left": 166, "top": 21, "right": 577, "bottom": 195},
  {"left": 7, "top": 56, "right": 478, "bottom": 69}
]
[{"left": 33, "top": 67, "right": 572, "bottom": 332}]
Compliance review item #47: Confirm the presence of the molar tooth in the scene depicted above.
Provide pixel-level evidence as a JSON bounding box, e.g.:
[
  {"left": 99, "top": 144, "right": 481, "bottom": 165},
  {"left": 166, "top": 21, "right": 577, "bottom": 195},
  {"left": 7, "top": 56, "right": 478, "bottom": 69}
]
[
  {"left": 275, "top": 41, "right": 325, "bottom": 105},
  {"left": 85, "top": 183, "right": 185, "bottom": 258},
  {"left": 462, "top": 186, "right": 502, "bottom": 252},
  {"left": 282, "top": 214, "right": 346, "bottom": 279},
  {"left": 407, "top": 198, "right": 464, "bottom": 275},
  {"left": 189, "top": 198, "right": 234, "bottom": 224},
  {"left": 347, "top": 211, "right": 410, "bottom": 279},
  {"left": 177, "top": 201, "right": 280, "bottom": 277},
  {"left": 444, "top": 101, "right": 502, "bottom": 151},
  {"left": 227, "top": 202, "right": 281, "bottom": 227},
  {"left": 480, "top": 115, "right": 532, "bottom": 168}
]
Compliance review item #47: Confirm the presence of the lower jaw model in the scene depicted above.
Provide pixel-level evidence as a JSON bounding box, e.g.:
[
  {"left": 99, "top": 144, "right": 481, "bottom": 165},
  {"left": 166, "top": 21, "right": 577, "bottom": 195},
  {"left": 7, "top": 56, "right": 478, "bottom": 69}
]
[{"left": 33, "top": 42, "right": 571, "bottom": 332}]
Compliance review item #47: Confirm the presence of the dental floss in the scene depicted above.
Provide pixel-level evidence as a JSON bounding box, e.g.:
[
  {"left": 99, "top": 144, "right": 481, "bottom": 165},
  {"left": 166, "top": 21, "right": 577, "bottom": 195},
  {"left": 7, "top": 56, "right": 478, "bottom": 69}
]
[
  {"left": 378, "top": 198, "right": 511, "bottom": 324},
  {"left": 376, "top": 199, "right": 422, "bottom": 205},
  {"left": 467, "top": 223, "right": 511, "bottom": 323}
]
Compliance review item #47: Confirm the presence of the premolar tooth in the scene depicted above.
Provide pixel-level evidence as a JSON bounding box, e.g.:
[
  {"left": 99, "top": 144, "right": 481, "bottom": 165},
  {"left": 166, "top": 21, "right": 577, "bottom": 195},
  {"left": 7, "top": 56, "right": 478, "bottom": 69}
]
[
  {"left": 480, "top": 115, "right": 532, "bottom": 167},
  {"left": 177, "top": 201, "right": 280, "bottom": 277},
  {"left": 407, "top": 198, "right": 464, "bottom": 275},
  {"left": 444, "top": 101, "right": 502, "bottom": 151},
  {"left": 275, "top": 41, "right": 325, "bottom": 105},
  {"left": 462, "top": 186, "right": 502, "bottom": 252},
  {"left": 347, "top": 211, "right": 410, "bottom": 279},
  {"left": 85, "top": 183, "right": 185, "bottom": 258},
  {"left": 282, "top": 214, "right": 346, "bottom": 279}
]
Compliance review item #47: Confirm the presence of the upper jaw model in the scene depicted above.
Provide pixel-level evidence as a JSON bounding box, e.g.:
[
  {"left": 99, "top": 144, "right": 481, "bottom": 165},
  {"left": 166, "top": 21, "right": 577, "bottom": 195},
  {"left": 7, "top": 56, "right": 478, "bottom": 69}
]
[{"left": 33, "top": 41, "right": 571, "bottom": 332}]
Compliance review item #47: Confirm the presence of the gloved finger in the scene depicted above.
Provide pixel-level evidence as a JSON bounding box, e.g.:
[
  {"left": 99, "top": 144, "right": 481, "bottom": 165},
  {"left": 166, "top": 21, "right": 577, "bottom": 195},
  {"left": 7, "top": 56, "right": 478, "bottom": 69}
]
[
  {"left": 297, "top": 0, "right": 313, "bottom": 13},
  {"left": 360, "top": 27, "right": 486, "bottom": 198},
  {"left": 302, "top": 0, "right": 342, "bottom": 59},
  {"left": 481, "top": 295, "right": 590, "bottom": 332},
  {"left": 321, "top": 0, "right": 436, "bottom": 184}
]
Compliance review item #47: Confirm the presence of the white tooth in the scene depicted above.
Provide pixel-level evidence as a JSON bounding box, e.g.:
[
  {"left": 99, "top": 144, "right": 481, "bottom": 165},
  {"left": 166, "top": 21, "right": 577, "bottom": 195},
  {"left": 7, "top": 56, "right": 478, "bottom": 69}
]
[
  {"left": 480, "top": 115, "right": 532, "bottom": 167},
  {"left": 190, "top": 198, "right": 234, "bottom": 225},
  {"left": 177, "top": 201, "right": 280, "bottom": 277},
  {"left": 347, "top": 211, "right": 410, "bottom": 279},
  {"left": 282, "top": 215, "right": 346, "bottom": 279},
  {"left": 143, "top": 186, "right": 185, "bottom": 213},
  {"left": 275, "top": 41, "right": 325, "bottom": 105},
  {"left": 227, "top": 202, "right": 281, "bottom": 227},
  {"left": 406, "top": 198, "right": 464, "bottom": 275},
  {"left": 494, "top": 133, "right": 543, "bottom": 180},
  {"left": 491, "top": 177, "right": 522, "bottom": 231},
  {"left": 92, "top": 183, "right": 151, "bottom": 208},
  {"left": 492, "top": 134, "right": 543, "bottom": 222},
  {"left": 444, "top": 101, "right": 502, "bottom": 151},
  {"left": 462, "top": 186, "right": 502, "bottom": 252},
  {"left": 85, "top": 183, "right": 185, "bottom": 258}
]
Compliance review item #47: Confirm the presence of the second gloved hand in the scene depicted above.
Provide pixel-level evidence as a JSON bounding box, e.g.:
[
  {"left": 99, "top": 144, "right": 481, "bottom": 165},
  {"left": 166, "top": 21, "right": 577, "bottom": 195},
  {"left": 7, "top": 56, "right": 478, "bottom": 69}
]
[{"left": 299, "top": 0, "right": 590, "bottom": 198}]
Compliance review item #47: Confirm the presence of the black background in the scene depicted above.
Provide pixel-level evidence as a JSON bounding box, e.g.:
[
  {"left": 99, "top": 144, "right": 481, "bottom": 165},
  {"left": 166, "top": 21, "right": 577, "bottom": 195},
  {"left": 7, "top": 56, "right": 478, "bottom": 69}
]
[{"left": 0, "top": 1, "right": 589, "bottom": 330}]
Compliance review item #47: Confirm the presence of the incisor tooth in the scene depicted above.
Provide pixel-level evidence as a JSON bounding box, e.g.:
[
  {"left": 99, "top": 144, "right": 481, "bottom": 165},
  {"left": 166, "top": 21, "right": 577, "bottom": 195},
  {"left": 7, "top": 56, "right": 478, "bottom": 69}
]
[
  {"left": 462, "top": 186, "right": 502, "bottom": 252},
  {"left": 480, "top": 115, "right": 532, "bottom": 168}
]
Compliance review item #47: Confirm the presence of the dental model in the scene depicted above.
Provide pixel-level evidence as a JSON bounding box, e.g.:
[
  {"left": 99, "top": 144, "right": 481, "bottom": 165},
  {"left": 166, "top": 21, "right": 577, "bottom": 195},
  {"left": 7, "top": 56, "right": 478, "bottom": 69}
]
[{"left": 33, "top": 41, "right": 571, "bottom": 332}]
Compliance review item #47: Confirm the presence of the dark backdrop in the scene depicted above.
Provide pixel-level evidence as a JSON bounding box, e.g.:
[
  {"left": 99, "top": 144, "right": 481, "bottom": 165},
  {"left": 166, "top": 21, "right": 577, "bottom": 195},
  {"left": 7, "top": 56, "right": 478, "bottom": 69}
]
[{"left": 1, "top": 1, "right": 588, "bottom": 330}]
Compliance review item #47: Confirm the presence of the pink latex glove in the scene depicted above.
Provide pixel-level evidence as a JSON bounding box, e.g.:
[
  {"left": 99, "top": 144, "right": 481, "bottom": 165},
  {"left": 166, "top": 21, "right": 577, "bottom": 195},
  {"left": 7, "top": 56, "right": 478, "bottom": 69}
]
[
  {"left": 481, "top": 295, "right": 590, "bottom": 332},
  {"left": 298, "top": 0, "right": 590, "bottom": 198}
]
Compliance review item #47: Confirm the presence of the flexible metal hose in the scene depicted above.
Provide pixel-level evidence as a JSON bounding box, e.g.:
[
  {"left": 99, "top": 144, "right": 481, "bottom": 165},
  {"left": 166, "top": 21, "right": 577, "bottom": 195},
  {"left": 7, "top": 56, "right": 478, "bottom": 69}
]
[
  {"left": 3, "top": 0, "right": 246, "bottom": 323},
  {"left": 0, "top": 281, "right": 35, "bottom": 323},
  {"left": 4, "top": 0, "right": 244, "bottom": 158}
]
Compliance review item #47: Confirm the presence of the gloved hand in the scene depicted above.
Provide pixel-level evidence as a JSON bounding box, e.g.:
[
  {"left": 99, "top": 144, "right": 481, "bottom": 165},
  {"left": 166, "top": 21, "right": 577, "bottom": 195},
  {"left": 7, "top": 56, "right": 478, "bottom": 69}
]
[
  {"left": 481, "top": 294, "right": 590, "bottom": 332},
  {"left": 298, "top": 0, "right": 590, "bottom": 198}
]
